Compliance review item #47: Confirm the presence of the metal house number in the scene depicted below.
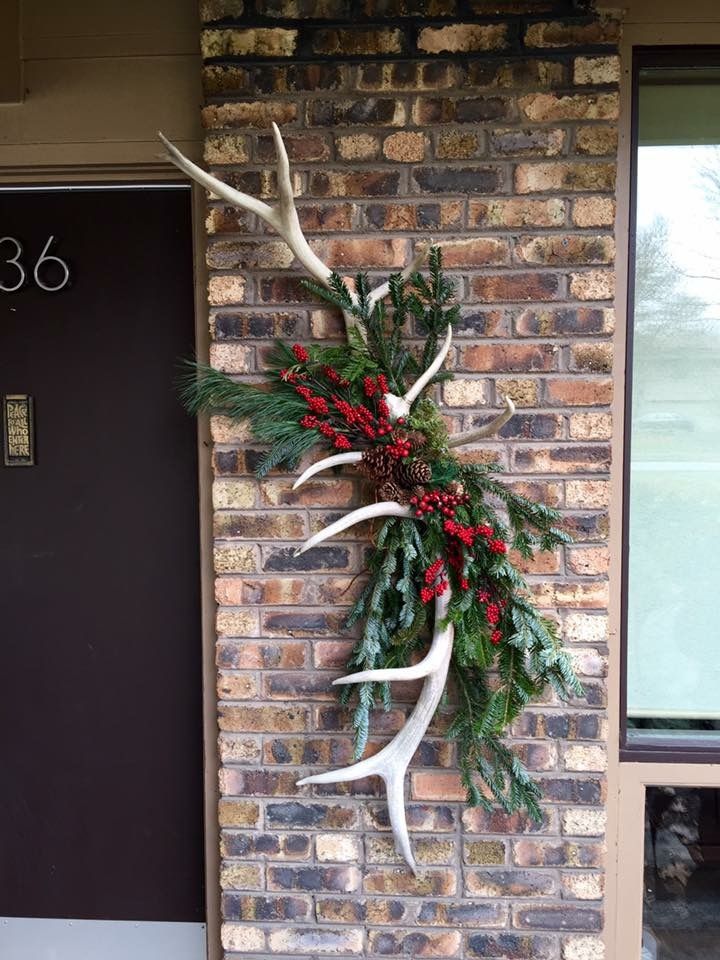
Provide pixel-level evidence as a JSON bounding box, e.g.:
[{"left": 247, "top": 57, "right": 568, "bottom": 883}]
[{"left": 0, "top": 236, "right": 70, "bottom": 293}]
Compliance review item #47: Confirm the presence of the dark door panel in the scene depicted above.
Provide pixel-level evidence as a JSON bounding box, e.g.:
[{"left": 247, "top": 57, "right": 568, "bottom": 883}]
[{"left": 0, "top": 187, "right": 204, "bottom": 922}]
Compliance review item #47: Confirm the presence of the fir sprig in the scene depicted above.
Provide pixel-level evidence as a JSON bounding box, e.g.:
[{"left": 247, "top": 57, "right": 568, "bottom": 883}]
[{"left": 181, "top": 247, "right": 581, "bottom": 818}]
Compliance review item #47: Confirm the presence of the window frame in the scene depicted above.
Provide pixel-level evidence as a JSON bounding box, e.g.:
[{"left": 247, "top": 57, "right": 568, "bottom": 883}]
[{"left": 620, "top": 45, "right": 720, "bottom": 763}]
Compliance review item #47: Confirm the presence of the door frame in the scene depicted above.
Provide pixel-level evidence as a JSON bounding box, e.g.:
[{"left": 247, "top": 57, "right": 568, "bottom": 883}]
[
  {"left": 0, "top": 167, "right": 219, "bottom": 960},
  {"left": 609, "top": 6, "right": 720, "bottom": 957}
]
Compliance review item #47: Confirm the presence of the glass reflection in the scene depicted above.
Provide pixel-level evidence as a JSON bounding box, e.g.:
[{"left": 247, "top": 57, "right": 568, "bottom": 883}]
[
  {"left": 643, "top": 786, "right": 720, "bottom": 958},
  {"left": 627, "top": 65, "right": 720, "bottom": 740}
]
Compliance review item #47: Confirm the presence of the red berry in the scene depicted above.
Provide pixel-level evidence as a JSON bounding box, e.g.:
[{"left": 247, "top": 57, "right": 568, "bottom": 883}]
[{"left": 292, "top": 343, "right": 309, "bottom": 363}]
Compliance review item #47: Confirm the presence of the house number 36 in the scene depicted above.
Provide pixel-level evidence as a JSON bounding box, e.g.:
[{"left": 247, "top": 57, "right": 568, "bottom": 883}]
[{"left": 0, "top": 236, "right": 70, "bottom": 293}]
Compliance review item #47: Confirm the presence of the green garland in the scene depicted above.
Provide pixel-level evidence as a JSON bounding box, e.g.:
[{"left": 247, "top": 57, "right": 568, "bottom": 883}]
[{"left": 185, "top": 248, "right": 581, "bottom": 818}]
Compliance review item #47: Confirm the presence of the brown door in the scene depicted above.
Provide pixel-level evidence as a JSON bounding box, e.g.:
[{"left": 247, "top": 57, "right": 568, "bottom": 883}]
[{"left": 0, "top": 186, "right": 204, "bottom": 923}]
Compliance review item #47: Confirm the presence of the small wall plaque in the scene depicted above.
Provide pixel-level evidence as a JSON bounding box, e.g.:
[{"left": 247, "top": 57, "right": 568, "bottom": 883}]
[{"left": 3, "top": 395, "right": 35, "bottom": 466}]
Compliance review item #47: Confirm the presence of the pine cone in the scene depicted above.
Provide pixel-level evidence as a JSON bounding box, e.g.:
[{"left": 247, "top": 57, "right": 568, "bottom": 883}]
[
  {"left": 446, "top": 480, "right": 465, "bottom": 497},
  {"left": 401, "top": 459, "right": 432, "bottom": 485},
  {"left": 358, "top": 447, "right": 397, "bottom": 482},
  {"left": 377, "top": 481, "right": 405, "bottom": 503},
  {"left": 410, "top": 485, "right": 426, "bottom": 500},
  {"left": 405, "top": 430, "right": 428, "bottom": 449}
]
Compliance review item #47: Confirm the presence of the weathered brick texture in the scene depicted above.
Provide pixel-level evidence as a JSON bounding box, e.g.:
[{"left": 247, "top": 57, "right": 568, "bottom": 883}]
[{"left": 202, "top": 2, "right": 617, "bottom": 956}]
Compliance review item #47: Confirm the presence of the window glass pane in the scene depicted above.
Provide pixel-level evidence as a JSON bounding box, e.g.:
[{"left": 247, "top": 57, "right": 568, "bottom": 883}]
[
  {"left": 627, "top": 63, "right": 720, "bottom": 743},
  {"left": 643, "top": 786, "right": 720, "bottom": 958}
]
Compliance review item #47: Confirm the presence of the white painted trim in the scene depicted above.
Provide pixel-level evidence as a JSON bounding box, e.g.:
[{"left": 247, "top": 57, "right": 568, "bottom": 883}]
[
  {"left": 0, "top": 184, "right": 190, "bottom": 192},
  {"left": 0, "top": 918, "right": 206, "bottom": 959}
]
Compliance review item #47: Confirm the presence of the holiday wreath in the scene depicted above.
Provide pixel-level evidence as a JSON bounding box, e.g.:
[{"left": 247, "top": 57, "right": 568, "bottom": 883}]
[
  {"left": 183, "top": 251, "right": 581, "bottom": 848},
  {"left": 162, "top": 125, "right": 582, "bottom": 871}
]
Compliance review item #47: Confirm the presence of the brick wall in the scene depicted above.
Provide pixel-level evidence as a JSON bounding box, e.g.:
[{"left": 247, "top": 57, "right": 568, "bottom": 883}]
[{"left": 201, "top": 3, "right": 618, "bottom": 957}]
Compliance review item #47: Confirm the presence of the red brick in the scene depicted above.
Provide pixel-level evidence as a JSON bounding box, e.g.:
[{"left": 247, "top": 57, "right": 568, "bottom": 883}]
[
  {"left": 201, "top": 27, "right": 297, "bottom": 58},
  {"left": 469, "top": 198, "right": 566, "bottom": 229},
  {"left": 313, "top": 237, "right": 410, "bottom": 269},
  {"left": 516, "top": 162, "right": 616, "bottom": 194},
  {"left": 256, "top": 132, "right": 331, "bottom": 163},
  {"left": 412, "top": 771, "right": 466, "bottom": 801},
  {"left": 217, "top": 639, "right": 307, "bottom": 670},
  {"left": 515, "top": 235, "right": 615, "bottom": 266},
  {"left": 357, "top": 61, "right": 459, "bottom": 92},
  {"left": 519, "top": 92, "right": 618, "bottom": 122},
  {"left": 312, "top": 27, "right": 402, "bottom": 55},
  {"left": 513, "top": 445, "right": 610, "bottom": 475},
  {"left": 490, "top": 127, "right": 566, "bottom": 157},
  {"left": 364, "top": 868, "right": 457, "bottom": 896},
  {"left": 219, "top": 704, "right": 309, "bottom": 732},
  {"left": 417, "top": 23, "right": 508, "bottom": 53},
  {"left": 268, "top": 865, "right": 361, "bottom": 893},
  {"left": 218, "top": 799, "right": 261, "bottom": 828},
  {"left": 369, "top": 929, "right": 462, "bottom": 956},
  {"left": 545, "top": 378, "right": 613, "bottom": 406},
  {"left": 471, "top": 273, "right": 562, "bottom": 303},
  {"left": 460, "top": 343, "right": 558, "bottom": 373},
  {"left": 202, "top": 101, "right": 297, "bottom": 129},
  {"left": 440, "top": 237, "right": 510, "bottom": 267},
  {"left": 309, "top": 98, "right": 406, "bottom": 127},
  {"left": 466, "top": 869, "right": 557, "bottom": 898},
  {"left": 525, "top": 20, "right": 620, "bottom": 48},
  {"left": 219, "top": 768, "right": 302, "bottom": 797}
]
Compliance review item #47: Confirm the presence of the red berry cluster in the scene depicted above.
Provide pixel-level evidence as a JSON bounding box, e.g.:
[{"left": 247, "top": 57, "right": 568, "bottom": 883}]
[
  {"left": 475, "top": 587, "right": 507, "bottom": 645},
  {"left": 488, "top": 539, "right": 508, "bottom": 555},
  {"left": 420, "top": 558, "right": 448, "bottom": 604},
  {"left": 386, "top": 435, "right": 412, "bottom": 459},
  {"left": 443, "top": 520, "right": 507, "bottom": 555},
  {"left": 323, "top": 365, "right": 350, "bottom": 388},
  {"left": 410, "top": 489, "right": 469, "bottom": 519},
  {"left": 290, "top": 358, "right": 411, "bottom": 456},
  {"left": 363, "top": 374, "right": 389, "bottom": 397},
  {"left": 443, "top": 519, "right": 476, "bottom": 547}
]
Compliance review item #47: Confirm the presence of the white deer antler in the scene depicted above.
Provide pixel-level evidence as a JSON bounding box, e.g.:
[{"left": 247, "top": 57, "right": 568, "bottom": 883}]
[
  {"left": 383, "top": 323, "right": 454, "bottom": 423},
  {"left": 159, "top": 126, "right": 453, "bottom": 413},
  {"left": 160, "top": 126, "right": 334, "bottom": 291},
  {"left": 292, "top": 451, "right": 363, "bottom": 490},
  {"left": 294, "top": 501, "right": 413, "bottom": 557},
  {"left": 448, "top": 395, "right": 516, "bottom": 448},
  {"left": 159, "top": 125, "right": 427, "bottom": 337},
  {"left": 164, "top": 123, "right": 517, "bottom": 871},
  {"left": 292, "top": 404, "right": 513, "bottom": 869},
  {"left": 299, "top": 560, "right": 453, "bottom": 874}
]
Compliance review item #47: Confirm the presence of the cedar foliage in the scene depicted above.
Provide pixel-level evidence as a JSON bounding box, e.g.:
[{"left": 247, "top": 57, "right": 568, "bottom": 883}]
[{"left": 182, "top": 248, "right": 581, "bottom": 817}]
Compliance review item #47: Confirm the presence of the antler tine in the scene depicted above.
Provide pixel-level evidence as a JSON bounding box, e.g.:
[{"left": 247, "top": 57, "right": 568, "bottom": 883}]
[
  {"left": 404, "top": 323, "right": 453, "bottom": 407},
  {"left": 160, "top": 130, "right": 436, "bottom": 331},
  {"left": 298, "top": 582, "right": 454, "bottom": 874},
  {"left": 293, "top": 451, "right": 363, "bottom": 490},
  {"left": 158, "top": 131, "right": 273, "bottom": 222},
  {"left": 159, "top": 126, "right": 334, "bottom": 290},
  {"left": 447, "top": 395, "right": 516, "bottom": 448},
  {"left": 294, "top": 502, "right": 413, "bottom": 556},
  {"left": 367, "top": 243, "right": 429, "bottom": 312},
  {"left": 382, "top": 324, "right": 454, "bottom": 423}
]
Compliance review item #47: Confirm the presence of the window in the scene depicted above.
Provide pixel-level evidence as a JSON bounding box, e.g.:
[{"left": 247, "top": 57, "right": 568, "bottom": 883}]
[
  {"left": 642, "top": 785, "right": 720, "bottom": 958},
  {"left": 623, "top": 50, "right": 720, "bottom": 756}
]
